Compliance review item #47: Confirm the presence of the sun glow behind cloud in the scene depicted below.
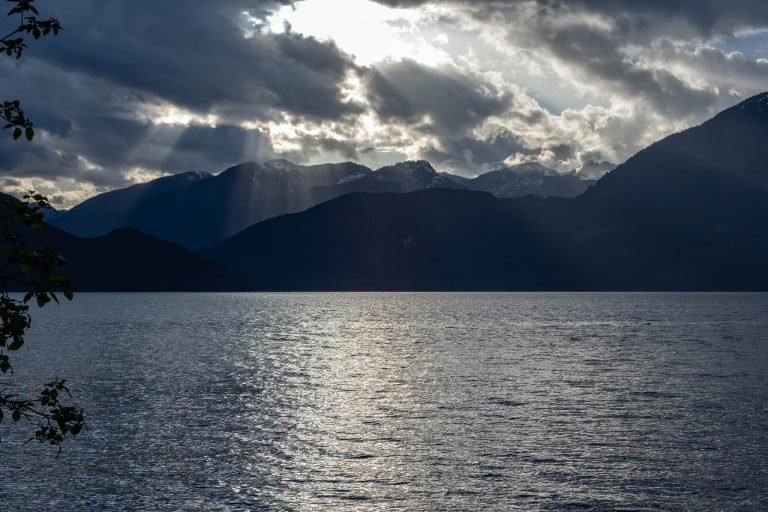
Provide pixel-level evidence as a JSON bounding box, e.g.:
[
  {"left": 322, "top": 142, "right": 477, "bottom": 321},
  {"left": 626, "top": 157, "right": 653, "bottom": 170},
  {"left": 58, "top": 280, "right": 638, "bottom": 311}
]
[
  {"left": 138, "top": 103, "right": 219, "bottom": 127},
  {"left": 5, "top": 0, "right": 768, "bottom": 207},
  {"left": 266, "top": 0, "right": 450, "bottom": 66}
]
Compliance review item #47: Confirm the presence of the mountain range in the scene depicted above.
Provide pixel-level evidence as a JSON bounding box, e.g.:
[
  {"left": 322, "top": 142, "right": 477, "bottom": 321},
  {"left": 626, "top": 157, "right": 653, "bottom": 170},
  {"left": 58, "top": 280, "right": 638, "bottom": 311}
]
[
  {"left": 4, "top": 93, "right": 768, "bottom": 291},
  {"left": 442, "top": 162, "right": 596, "bottom": 199},
  {"left": 48, "top": 160, "right": 597, "bottom": 250},
  {"left": 203, "top": 93, "right": 768, "bottom": 291},
  {"left": 0, "top": 193, "right": 248, "bottom": 291}
]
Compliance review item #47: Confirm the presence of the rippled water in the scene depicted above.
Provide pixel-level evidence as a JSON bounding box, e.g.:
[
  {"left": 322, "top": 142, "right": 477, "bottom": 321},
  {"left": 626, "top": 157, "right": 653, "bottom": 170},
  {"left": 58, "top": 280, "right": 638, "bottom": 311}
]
[{"left": 1, "top": 293, "right": 768, "bottom": 510}]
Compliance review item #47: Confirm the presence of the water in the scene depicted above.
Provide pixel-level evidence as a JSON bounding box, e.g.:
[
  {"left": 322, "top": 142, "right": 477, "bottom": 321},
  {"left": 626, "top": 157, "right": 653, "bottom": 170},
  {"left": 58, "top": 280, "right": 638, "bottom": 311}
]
[{"left": 1, "top": 293, "right": 768, "bottom": 511}]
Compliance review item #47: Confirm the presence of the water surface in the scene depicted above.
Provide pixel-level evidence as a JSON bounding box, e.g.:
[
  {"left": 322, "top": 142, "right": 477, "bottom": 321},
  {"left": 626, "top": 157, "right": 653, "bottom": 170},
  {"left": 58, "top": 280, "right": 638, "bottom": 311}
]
[{"left": 1, "top": 293, "right": 767, "bottom": 510}]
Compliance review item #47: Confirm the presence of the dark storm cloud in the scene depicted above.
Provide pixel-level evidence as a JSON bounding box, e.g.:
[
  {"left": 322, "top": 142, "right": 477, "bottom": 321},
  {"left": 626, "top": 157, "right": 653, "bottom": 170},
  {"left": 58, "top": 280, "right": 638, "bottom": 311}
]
[
  {"left": 96, "top": 120, "right": 274, "bottom": 177},
  {"left": 269, "top": 135, "right": 362, "bottom": 163},
  {"left": 313, "top": 137, "right": 361, "bottom": 160},
  {"left": 0, "top": 0, "right": 363, "bottom": 194},
  {"left": 3, "top": 0, "right": 768, "bottom": 200},
  {"left": 364, "top": 58, "right": 579, "bottom": 170},
  {"left": 549, "top": 143, "right": 574, "bottom": 161},
  {"left": 0, "top": 117, "right": 274, "bottom": 188},
  {"left": 380, "top": 0, "right": 768, "bottom": 116},
  {"left": 366, "top": 59, "right": 521, "bottom": 168},
  {"left": 541, "top": 0, "right": 768, "bottom": 37},
  {"left": 422, "top": 129, "right": 531, "bottom": 169},
  {"left": 543, "top": 22, "right": 718, "bottom": 114},
  {"left": 32, "top": 0, "right": 361, "bottom": 122},
  {"left": 377, "top": 0, "right": 756, "bottom": 117},
  {"left": 0, "top": 133, "right": 119, "bottom": 188},
  {"left": 367, "top": 59, "right": 511, "bottom": 133},
  {"left": 374, "top": 0, "right": 768, "bottom": 35}
]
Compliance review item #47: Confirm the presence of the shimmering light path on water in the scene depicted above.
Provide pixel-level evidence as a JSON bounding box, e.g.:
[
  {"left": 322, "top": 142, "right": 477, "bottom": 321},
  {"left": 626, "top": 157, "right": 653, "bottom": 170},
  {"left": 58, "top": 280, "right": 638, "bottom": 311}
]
[{"left": 2, "top": 293, "right": 767, "bottom": 510}]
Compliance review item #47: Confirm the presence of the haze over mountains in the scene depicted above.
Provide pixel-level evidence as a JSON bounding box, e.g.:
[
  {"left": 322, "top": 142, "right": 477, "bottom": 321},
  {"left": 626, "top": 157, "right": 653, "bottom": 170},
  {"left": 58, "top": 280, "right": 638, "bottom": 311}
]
[
  {"left": 49, "top": 160, "right": 598, "bottom": 250},
  {"left": 5, "top": 93, "right": 768, "bottom": 291}
]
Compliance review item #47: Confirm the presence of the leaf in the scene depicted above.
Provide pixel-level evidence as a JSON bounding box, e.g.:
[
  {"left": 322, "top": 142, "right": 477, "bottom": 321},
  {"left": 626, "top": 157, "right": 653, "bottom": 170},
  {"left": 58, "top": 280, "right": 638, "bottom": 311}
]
[
  {"left": 25, "top": 126, "right": 33, "bottom": 141},
  {"left": 12, "top": 127, "right": 21, "bottom": 140},
  {"left": 36, "top": 293, "right": 51, "bottom": 307}
]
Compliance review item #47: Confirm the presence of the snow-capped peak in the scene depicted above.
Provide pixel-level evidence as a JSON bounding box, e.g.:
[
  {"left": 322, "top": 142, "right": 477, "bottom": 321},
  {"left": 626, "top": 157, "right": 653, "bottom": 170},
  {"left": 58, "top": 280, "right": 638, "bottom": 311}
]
[
  {"left": 378, "top": 160, "right": 436, "bottom": 177},
  {"left": 503, "top": 162, "right": 559, "bottom": 176},
  {"left": 177, "top": 170, "right": 212, "bottom": 181},
  {"left": 263, "top": 158, "right": 299, "bottom": 172}
]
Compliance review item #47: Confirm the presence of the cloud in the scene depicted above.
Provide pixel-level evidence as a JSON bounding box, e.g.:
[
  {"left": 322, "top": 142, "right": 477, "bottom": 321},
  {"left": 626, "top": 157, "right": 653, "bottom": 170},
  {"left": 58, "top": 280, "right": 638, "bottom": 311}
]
[
  {"left": 32, "top": 0, "right": 362, "bottom": 122},
  {"left": 535, "top": 20, "right": 719, "bottom": 115},
  {"left": 0, "top": 117, "right": 274, "bottom": 183},
  {"left": 539, "top": 0, "right": 768, "bottom": 37},
  {"left": 366, "top": 59, "right": 511, "bottom": 132},
  {"left": 2, "top": 0, "right": 768, "bottom": 205},
  {"left": 0, "top": 0, "right": 363, "bottom": 202},
  {"left": 372, "top": 0, "right": 768, "bottom": 112},
  {"left": 374, "top": 0, "right": 768, "bottom": 36},
  {"left": 367, "top": 0, "right": 768, "bottom": 173},
  {"left": 364, "top": 59, "right": 530, "bottom": 169},
  {"left": 421, "top": 130, "right": 531, "bottom": 170}
]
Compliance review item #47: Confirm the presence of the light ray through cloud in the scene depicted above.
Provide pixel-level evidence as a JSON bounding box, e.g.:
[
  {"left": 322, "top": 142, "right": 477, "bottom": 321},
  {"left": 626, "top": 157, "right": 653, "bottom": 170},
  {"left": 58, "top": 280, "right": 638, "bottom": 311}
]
[
  {"left": 266, "top": 0, "right": 450, "bottom": 66},
  {"left": 2, "top": 0, "right": 768, "bottom": 206}
]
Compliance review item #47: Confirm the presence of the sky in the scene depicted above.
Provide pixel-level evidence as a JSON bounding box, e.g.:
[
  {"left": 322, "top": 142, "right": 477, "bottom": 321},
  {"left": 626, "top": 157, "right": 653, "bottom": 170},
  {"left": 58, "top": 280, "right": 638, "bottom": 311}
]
[{"left": 1, "top": 0, "right": 768, "bottom": 206}]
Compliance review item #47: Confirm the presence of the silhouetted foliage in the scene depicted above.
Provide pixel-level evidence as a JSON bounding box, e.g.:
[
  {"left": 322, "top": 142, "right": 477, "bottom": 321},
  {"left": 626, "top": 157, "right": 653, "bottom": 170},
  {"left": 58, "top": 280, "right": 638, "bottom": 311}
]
[
  {"left": 1, "top": 0, "right": 61, "bottom": 142},
  {"left": 0, "top": 1, "right": 84, "bottom": 451},
  {"left": 0, "top": 193, "right": 84, "bottom": 450}
]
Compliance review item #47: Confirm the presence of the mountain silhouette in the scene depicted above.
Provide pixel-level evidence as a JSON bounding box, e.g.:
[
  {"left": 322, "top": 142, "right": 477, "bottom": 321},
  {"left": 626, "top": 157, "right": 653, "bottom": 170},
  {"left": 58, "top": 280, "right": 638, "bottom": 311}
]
[
  {"left": 319, "top": 160, "right": 463, "bottom": 194},
  {"left": 204, "top": 93, "right": 768, "bottom": 291},
  {"left": 1, "top": 193, "right": 248, "bottom": 291},
  {"left": 50, "top": 160, "right": 371, "bottom": 250},
  {"left": 50, "top": 170, "right": 212, "bottom": 239},
  {"left": 50, "top": 159, "right": 596, "bottom": 250},
  {"left": 444, "top": 162, "right": 595, "bottom": 198},
  {"left": 204, "top": 189, "right": 568, "bottom": 290}
]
